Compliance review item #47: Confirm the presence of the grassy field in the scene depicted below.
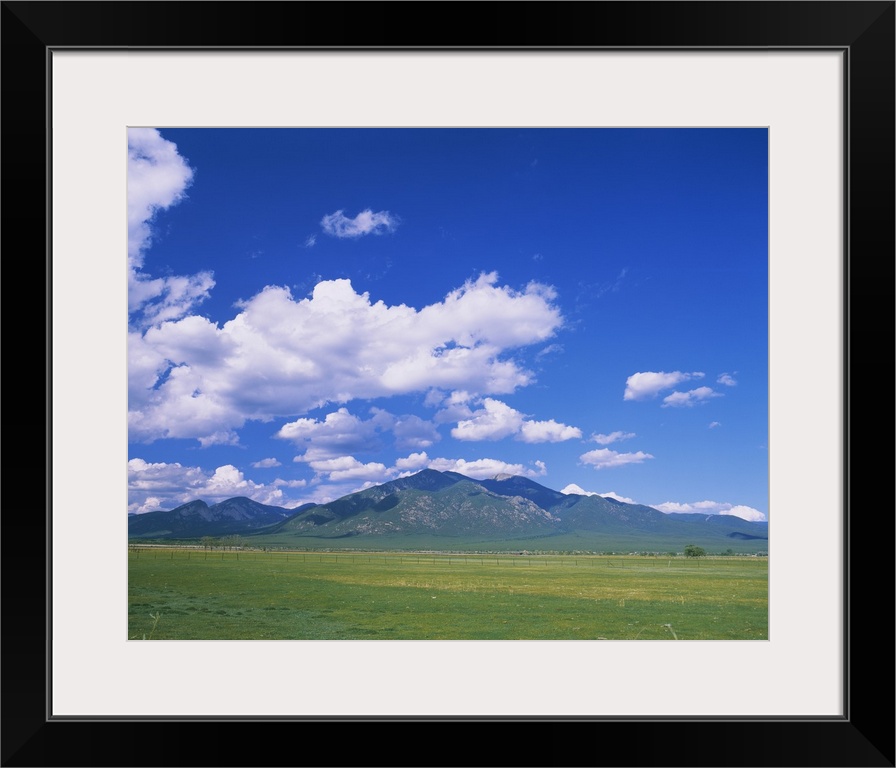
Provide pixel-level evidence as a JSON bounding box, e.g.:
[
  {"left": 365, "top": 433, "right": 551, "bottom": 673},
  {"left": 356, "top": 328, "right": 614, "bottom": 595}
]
[{"left": 128, "top": 548, "right": 768, "bottom": 641}]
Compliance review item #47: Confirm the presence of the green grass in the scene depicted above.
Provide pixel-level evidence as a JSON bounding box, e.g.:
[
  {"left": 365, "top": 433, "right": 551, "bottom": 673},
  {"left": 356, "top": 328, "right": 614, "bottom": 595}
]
[
  {"left": 128, "top": 549, "right": 768, "bottom": 641},
  {"left": 230, "top": 529, "right": 768, "bottom": 554}
]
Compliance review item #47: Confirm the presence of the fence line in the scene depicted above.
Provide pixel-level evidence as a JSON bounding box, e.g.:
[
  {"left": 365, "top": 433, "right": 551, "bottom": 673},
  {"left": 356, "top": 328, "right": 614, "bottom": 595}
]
[{"left": 128, "top": 548, "right": 766, "bottom": 571}]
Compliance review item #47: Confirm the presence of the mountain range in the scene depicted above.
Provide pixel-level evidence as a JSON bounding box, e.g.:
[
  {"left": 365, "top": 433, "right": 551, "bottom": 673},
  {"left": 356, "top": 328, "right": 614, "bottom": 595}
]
[
  {"left": 128, "top": 469, "right": 768, "bottom": 553},
  {"left": 126, "top": 497, "right": 305, "bottom": 539}
]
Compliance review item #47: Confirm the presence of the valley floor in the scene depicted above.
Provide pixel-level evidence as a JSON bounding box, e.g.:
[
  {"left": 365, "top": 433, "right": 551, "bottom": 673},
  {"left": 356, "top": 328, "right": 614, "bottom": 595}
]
[{"left": 129, "top": 548, "right": 768, "bottom": 641}]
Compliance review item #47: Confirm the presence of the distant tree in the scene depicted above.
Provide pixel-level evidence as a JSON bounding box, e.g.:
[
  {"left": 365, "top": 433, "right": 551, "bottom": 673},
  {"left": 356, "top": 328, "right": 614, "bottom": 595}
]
[{"left": 684, "top": 544, "right": 706, "bottom": 559}]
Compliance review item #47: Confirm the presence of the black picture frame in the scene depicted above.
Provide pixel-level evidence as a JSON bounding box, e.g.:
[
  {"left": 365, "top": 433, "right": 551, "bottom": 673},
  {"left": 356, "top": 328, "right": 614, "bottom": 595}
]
[{"left": 3, "top": 2, "right": 893, "bottom": 766}]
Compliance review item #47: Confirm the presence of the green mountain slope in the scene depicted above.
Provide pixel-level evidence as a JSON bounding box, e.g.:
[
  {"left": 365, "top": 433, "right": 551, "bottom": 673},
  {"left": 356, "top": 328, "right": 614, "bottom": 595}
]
[{"left": 276, "top": 477, "right": 559, "bottom": 538}]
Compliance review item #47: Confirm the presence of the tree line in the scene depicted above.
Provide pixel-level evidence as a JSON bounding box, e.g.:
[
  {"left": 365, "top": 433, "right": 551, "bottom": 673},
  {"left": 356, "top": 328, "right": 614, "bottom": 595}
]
[{"left": 200, "top": 535, "right": 245, "bottom": 550}]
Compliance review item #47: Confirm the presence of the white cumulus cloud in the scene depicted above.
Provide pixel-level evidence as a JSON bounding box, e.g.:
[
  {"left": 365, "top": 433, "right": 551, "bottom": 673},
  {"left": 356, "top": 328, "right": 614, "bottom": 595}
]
[
  {"left": 390, "top": 413, "right": 441, "bottom": 449},
  {"left": 128, "top": 458, "right": 292, "bottom": 513},
  {"left": 277, "top": 407, "right": 439, "bottom": 457},
  {"left": 452, "top": 398, "right": 524, "bottom": 441},
  {"left": 654, "top": 500, "right": 718, "bottom": 513},
  {"left": 721, "top": 505, "right": 767, "bottom": 522},
  {"left": 652, "top": 499, "right": 767, "bottom": 522},
  {"left": 451, "top": 397, "right": 581, "bottom": 443},
  {"left": 579, "top": 448, "right": 654, "bottom": 470},
  {"left": 591, "top": 431, "right": 635, "bottom": 445},
  {"left": 300, "top": 455, "right": 390, "bottom": 483},
  {"left": 131, "top": 496, "right": 164, "bottom": 515},
  {"left": 623, "top": 371, "right": 704, "bottom": 401},
  {"left": 129, "top": 273, "right": 563, "bottom": 445},
  {"left": 252, "top": 458, "right": 282, "bottom": 468},
  {"left": 717, "top": 373, "right": 737, "bottom": 386},
  {"left": 272, "top": 478, "right": 307, "bottom": 488},
  {"left": 394, "top": 452, "right": 431, "bottom": 472},
  {"left": 320, "top": 209, "right": 398, "bottom": 238},
  {"left": 198, "top": 430, "right": 240, "bottom": 448},
  {"left": 599, "top": 491, "right": 637, "bottom": 504},
  {"left": 128, "top": 128, "right": 194, "bottom": 266},
  {"left": 560, "top": 483, "right": 595, "bottom": 496},
  {"left": 560, "top": 485, "right": 637, "bottom": 503},
  {"left": 128, "top": 128, "right": 214, "bottom": 328},
  {"left": 661, "top": 386, "right": 722, "bottom": 408},
  {"left": 427, "top": 457, "right": 547, "bottom": 480},
  {"left": 518, "top": 419, "right": 582, "bottom": 443},
  {"left": 277, "top": 408, "right": 385, "bottom": 457}
]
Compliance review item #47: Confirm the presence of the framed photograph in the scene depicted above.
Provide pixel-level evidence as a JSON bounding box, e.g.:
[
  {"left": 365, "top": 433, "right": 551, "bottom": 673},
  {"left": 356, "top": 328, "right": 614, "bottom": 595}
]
[{"left": 5, "top": 1, "right": 893, "bottom": 765}]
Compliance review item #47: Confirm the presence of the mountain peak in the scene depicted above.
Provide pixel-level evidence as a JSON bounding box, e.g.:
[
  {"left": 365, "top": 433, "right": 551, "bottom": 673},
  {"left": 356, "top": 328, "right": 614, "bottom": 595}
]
[{"left": 413, "top": 468, "right": 446, "bottom": 478}]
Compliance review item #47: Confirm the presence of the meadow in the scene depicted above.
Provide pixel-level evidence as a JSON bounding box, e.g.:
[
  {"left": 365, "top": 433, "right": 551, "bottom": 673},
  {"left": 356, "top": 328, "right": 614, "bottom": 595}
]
[{"left": 128, "top": 548, "right": 768, "bottom": 641}]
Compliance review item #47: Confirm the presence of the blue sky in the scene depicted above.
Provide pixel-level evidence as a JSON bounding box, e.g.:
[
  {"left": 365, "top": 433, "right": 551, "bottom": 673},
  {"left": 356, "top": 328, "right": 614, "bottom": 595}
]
[{"left": 128, "top": 127, "right": 768, "bottom": 522}]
